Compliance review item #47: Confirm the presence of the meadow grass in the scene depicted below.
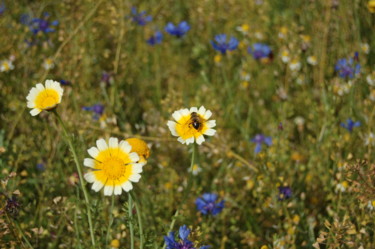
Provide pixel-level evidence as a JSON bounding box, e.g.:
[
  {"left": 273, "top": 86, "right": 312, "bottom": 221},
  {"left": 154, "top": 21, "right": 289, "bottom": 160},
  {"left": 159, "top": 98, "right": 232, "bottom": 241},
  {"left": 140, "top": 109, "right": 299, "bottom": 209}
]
[{"left": 1, "top": 0, "right": 375, "bottom": 248}]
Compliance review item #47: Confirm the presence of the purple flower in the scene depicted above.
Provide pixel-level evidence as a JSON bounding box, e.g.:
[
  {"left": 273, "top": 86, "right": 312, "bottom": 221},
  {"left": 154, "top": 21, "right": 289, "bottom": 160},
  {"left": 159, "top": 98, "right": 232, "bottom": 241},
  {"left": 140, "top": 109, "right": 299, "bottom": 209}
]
[
  {"left": 335, "top": 56, "right": 361, "bottom": 79},
  {"left": 248, "top": 43, "right": 272, "bottom": 60},
  {"left": 165, "top": 21, "right": 190, "bottom": 38},
  {"left": 147, "top": 31, "right": 163, "bottom": 45},
  {"left": 36, "top": 163, "right": 46, "bottom": 171},
  {"left": 164, "top": 225, "right": 210, "bottom": 249},
  {"left": 59, "top": 80, "right": 72, "bottom": 86},
  {"left": 28, "top": 13, "right": 58, "bottom": 34},
  {"left": 251, "top": 134, "right": 272, "bottom": 154},
  {"left": 82, "top": 104, "right": 105, "bottom": 120},
  {"left": 130, "top": 7, "right": 152, "bottom": 26},
  {"left": 278, "top": 186, "right": 292, "bottom": 200},
  {"left": 341, "top": 118, "right": 360, "bottom": 132},
  {"left": 195, "top": 193, "right": 224, "bottom": 216},
  {"left": 211, "top": 34, "right": 238, "bottom": 54}
]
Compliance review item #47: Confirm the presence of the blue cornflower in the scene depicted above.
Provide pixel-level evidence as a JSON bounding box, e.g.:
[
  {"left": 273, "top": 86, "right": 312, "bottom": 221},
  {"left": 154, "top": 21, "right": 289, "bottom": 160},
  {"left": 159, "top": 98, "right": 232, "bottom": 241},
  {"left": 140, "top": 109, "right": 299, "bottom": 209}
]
[
  {"left": 36, "top": 163, "right": 46, "bottom": 171},
  {"left": 335, "top": 57, "right": 361, "bottom": 79},
  {"left": 341, "top": 118, "right": 360, "bottom": 132},
  {"left": 210, "top": 34, "right": 238, "bottom": 54},
  {"left": 251, "top": 134, "right": 272, "bottom": 154},
  {"left": 82, "top": 104, "right": 105, "bottom": 120},
  {"left": 165, "top": 21, "right": 190, "bottom": 38},
  {"left": 164, "top": 225, "right": 210, "bottom": 249},
  {"left": 248, "top": 43, "right": 272, "bottom": 60},
  {"left": 147, "top": 31, "right": 163, "bottom": 45},
  {"left": 59, "top": 80, "right": 72, "bottom": 86},
  {"left": 130, "top": 7, "right": 152, "bottom": 26},
  {"left": 28, "top": 13, "right": 58, "bottom": 34},
  {"left": 278, "top": 186, "right": 292, "bottom": 201},
  {"left": 195, "top": 193, "right": 225, "bottom": 216}
]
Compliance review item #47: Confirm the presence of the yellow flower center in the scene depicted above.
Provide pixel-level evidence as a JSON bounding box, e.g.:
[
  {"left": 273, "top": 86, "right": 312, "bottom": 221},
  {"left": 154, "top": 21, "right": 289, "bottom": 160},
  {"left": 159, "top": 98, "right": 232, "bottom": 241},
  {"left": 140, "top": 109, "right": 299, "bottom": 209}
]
[
  {"left": 2, "top": 62, "right": 10, "bottom": 71},
  {"left": 93, "top": 148, "right": 132, "bottom": 185},
  {"left": 35, "top": 89, "right": 60, "bottom": 110},
  {"left": 175, "top": 113, "right": 208, "bottom": 139}
]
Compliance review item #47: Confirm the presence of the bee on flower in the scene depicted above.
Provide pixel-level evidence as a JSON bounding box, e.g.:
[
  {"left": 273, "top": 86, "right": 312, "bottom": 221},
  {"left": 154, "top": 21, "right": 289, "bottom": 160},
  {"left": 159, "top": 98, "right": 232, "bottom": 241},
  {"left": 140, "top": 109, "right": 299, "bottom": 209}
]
[
  {"left": 167, "top": 106, "right": 216, "bottom": 145},
  {"left": 26, "top": 79, "right": 64, "bottom": 116},
  {"left": 83, "top": 138, "right": 143, "bottom": 195}
]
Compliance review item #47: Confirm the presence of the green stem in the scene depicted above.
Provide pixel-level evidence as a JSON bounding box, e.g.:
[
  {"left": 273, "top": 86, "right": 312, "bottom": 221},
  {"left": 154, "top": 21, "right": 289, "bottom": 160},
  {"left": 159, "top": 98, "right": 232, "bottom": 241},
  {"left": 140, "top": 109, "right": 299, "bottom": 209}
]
[
  {"left": 162, "top": 143, "right": 196, "bottom": 249},
  {"left": 106, "top": 195, "right": 115, "bottom": 248},
  {"left": 14, "top": 220, "right": 34, "bottom": 249},
  {"left": 128, "top": 193, "right": 135, "bottom": 249},
  {"left": 52, "top": 111, "right": 96, "bottom": 248},
  {"left": 131, "top": 192, "right": 144, "bottom": 249}
]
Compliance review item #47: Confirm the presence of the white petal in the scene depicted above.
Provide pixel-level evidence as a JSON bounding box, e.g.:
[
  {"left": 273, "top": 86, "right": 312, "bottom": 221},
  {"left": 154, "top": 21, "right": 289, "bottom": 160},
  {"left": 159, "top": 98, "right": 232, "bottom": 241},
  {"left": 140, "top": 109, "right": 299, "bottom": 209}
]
[
  {"left": 180, "top": 108, "right": 190, "bottom": 116},
  {"left": 196, "top": 135, "right": 205, "bottom": 145},
  {"left": 35, "top": 83, "right": 44, "bottom": 91},
  {"left": 129, "top": 174, "right": 141, "bottom": 182},
  {"left": 204, "top": 128, "right": 216, "bottom": 136},
  {"left": 84, "top": 172, "right": 95, "bottom": 183},
  {"left": 177, "top": 137, "right": 186, "bottom": 144},
  {"left": 129, "top": 152, "right": 140, "bottom": 163},
  {"left": 167, "top": 121, "right": 178, "bottom": 136},
  {"left": 45, "top": 79, "right": 53, "bottom": 88},
  {"left": 198, "top": 106, "right": 206, "bottom": 116},
  {"left": 172, "top": 111, "right": 182, "bottom": 122},
  {"left": 203, "top": 110, "right": 212, "bottom": 119},
  {"left": 30, "top": 108, "right": 41, "bottom": 116},
  {"left": 132, "top": 163, "right": 143, "bottom": 174},
  {"left": 92, "top": 181, "right": 104, "bottom": 192},
  {"left": 190, "top": 107, "right": 198, "bottom": 113},
  {"left": 83, "top": 158, "right": 96, "bottom": 168},
  {"left": 27, "top": 101, "right": 35, "bottom": 108},
  {"left": 205, "top": 120, "right": 216, "bottom": 128},
  {"left": 104, "top": 185, "right": 114, "bottom": 196},
  {"left": 87, "top": 147, "right": 100, "bottom": 159},
  {"left": 26, "top": 88, "right": 38, "bottom": 101},
  {"left": 109, "top": 137, "right": 119, "bottom": 148},
  {"left": 119, "top": 141, "right": 131, "bottom": 153},
  {"left": 114, "top": 185, "right": 122, "bottom": 195},
  {"left": 121, "top": 181, "right": 133, "bottom": 192},
  {"left": 185, "top": 137, "right": 194, "bottom": 145},
  {"left": 96, "top": 139, "right": 108, "bottom": 151}
]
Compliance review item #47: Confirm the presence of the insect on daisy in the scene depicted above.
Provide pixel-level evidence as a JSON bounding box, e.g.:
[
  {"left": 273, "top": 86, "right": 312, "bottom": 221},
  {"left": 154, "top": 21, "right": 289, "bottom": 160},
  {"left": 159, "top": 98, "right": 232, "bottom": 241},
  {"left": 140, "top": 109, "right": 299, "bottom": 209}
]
[
  {"left": 26, "top": 79, "right": 64, "bottom": 116},
  {"left": 167, "top": 106, "right": 216, "bottom": 145},
  {"left": 83, "top": 138, "right": 143, "bottom": 196}
]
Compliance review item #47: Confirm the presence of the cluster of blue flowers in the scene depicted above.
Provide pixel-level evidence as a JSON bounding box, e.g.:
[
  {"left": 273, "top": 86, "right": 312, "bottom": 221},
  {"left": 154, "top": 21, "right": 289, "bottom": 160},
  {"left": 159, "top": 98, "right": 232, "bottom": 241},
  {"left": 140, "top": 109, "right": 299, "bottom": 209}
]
[
  {"left": 82, "top": 104, "right": 105, "bottom": 120},
  {"left": 164, "top": 225, "right": 210, "bottom": 249},
  {"left": 130, "top": 7, "right": 190, "bottom": 46},
  {"left": 21, "top": 12, "right": 59, "bottom": 35},
  {"left": 248, "top": 43, "right": 272, "bottom": 60},
  {"left": 251, "top": 134, "right": 272, "bottom": 154},
  {"left": 335, "top": 53, "right": 361, "bottom": 79}
]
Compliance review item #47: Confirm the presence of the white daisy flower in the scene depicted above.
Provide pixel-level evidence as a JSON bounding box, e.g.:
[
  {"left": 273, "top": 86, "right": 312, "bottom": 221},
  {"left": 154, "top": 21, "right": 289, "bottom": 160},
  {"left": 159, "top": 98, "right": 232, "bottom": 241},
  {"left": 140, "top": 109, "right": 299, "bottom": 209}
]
[
  {"left": 0, "top": 59, "right": 14, "bottom": 72},
  {"left": 26, "top": 79, "right": 64, "bottom": 116},
  {"left": 167, "top": 106, "right": 216, "bottom": 145},
  {"left": 83, "top": 138, "right": 143, "bottom": 196},
  {"left": 43, "top": 58, "right": 54, "bottom": 70},
  {"left": 307, "top": 56, "right": 318, "bottom": 66},
  {"left": 289, "top": 59, "right": 301, "bottom": 71}
]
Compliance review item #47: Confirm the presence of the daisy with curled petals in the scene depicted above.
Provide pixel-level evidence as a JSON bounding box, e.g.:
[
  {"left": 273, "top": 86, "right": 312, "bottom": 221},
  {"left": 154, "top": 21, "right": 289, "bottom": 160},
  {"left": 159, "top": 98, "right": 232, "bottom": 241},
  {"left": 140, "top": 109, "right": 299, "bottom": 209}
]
[
  {"left": 26, "top": 79, "right": 64, "bottom": 116},
  {"left": 83, "top": 137, "right": 143, "bottom": 196},
  {"left": 167, "top": 106, "right": 216, "bottom": 145}
]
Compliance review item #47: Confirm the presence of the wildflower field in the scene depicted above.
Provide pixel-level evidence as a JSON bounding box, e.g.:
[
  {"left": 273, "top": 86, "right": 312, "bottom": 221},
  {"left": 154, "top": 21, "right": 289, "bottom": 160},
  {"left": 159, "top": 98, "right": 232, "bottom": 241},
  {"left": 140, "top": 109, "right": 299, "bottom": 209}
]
[{"left": 1, "top": 0, "right": 375, "bottom": 248}]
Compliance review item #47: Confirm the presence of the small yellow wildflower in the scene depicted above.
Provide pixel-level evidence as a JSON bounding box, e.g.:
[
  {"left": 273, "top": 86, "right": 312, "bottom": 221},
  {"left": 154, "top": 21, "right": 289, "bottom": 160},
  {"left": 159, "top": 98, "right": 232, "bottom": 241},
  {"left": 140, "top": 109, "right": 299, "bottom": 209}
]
[
  {"left": 214, "top": 54, "right": 222, "bottom": 65},
  {"left": 110, "top": 239, "right": 120, "bottom": 248},
  {"left": 125, "top": 138, "right": 150, "bottom": 165},
  {"left": 368, "top": 0, "right": 375, "bottom": 13}
]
